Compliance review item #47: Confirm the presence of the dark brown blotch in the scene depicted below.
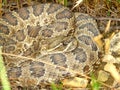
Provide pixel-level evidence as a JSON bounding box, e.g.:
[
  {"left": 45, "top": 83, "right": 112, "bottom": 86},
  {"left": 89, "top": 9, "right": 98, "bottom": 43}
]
[
  {"left": 32, "top": 41, "right": 40, "bottom": 50},
  {"left": 3, "top": 12, "right": 17, "bottom": 26},
  {"left": 90, "top": 52, "right": 95, "bottom": 61},
  {"left": 0, "top": 24, "right": 10, "bottom": 34},
  {"left": 72, "top": 47, "right": 87, "bottom": 62},
  {"left": 41, "top": 29, "right": 53, "bottom": 38},
  {"left": 56, "top": 9, "right": 73, "bottom": 19},
  {"left": 27, "top": 25, "right": 41, "bottom": 38},
  {"left": 76, "top": 14, "right": 91, "bottom": 21},
  {"left": 4, "top": 46, "right": 15, "bottom": 53},
  {"left": 7, "top": 67, "right": 22, "bottom": 78},
  {"left": 78, "top": 23, "right": 99, "bottom": 36},
  {"left": 16, "top": 30, "right": 26, "bottom": 41},
  {"left": 47, "top": 4, "right": 62, "bottom": 14},
  {"left": 17, "top": 7, "right": 29, "bottom": 20},
  {"left": 83, "top": 65, "right": 90, "bottom": 73},
  {"left": 0, "top": 36, "right": 5, "bottom": 46},
  {"left": 78, "top": 35, "right": 98, "bottom": 51},
  {"left": 55, "top": 22, "right": 68, "bottom": 32},
  {"left": 33, "top": 4, "right": 44, "bottom": 16},
  {"left": 30, "top": 61, "right": 45, "bottom": 78},
  {"left": 5, "top": 38, "right": 16, "bottom": 45},
  {"left": 48, "top": 22, "right": 68, "bottom": 32},
  {"left": 50, "top": 53, "right": 67, "bottom": 68}
]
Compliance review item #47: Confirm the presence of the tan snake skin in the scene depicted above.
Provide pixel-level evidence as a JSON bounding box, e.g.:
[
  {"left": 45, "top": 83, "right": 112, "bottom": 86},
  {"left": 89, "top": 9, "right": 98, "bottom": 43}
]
[{"left": 0, "top": 3, "right": 100, "bottom": 87}]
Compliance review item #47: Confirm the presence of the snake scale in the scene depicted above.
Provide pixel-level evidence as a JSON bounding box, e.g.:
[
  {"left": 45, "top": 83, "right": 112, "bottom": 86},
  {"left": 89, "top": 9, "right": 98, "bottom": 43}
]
[{"left": 0, "top": 3, "right": 100, "bottom": 88}]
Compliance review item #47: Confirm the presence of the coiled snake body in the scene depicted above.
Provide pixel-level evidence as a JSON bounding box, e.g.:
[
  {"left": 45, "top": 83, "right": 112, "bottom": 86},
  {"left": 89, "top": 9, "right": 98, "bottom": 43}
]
[{"left": 0, "top": 3, "right": 100, "bottom": 87}]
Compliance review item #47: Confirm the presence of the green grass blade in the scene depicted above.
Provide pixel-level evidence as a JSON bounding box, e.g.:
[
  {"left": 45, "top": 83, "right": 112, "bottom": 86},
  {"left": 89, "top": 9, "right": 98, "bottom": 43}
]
[
  {"left": 64, "top": 0, "right": 68, "bottom": 6},
  {"left": 58, "top": 0, "right": 68, "bottom": 6},
  {"left": 0, "top": 47, "right": 11, "bottom": 90}
]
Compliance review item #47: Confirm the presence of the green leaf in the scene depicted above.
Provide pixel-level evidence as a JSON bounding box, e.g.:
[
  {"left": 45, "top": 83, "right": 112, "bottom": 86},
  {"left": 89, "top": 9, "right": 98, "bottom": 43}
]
[
  {"left": 50, "top": 82, "right": 63, "bottom": 90},
  {"left": 117, "top": 0, "right": 120, "bottom": 3},
  {"left": 90, "top": 73, "right": 101, "bottom": 90},
  {"left": 107, "top": 10, "right": 111, "bottom": 16}
]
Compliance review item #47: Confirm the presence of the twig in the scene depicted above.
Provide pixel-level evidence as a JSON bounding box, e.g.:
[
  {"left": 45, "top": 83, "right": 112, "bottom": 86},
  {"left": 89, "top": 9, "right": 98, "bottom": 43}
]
[{"left": 94, "top": 17, "right": 120, "bottom": 21}]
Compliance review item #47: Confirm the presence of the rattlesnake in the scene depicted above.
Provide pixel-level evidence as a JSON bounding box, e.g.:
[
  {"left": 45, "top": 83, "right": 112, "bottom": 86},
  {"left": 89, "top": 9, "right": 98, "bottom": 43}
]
[{"left": 0, "top": 3, "right": 100, "bottom": 88}]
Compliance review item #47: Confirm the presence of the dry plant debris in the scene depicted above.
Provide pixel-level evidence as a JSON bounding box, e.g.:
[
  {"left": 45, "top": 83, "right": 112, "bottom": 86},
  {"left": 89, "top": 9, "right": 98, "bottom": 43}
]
[
  {"left": 97, "top": 70, "right": 109, "bottom": 82},
  {"left": 104, "top": 63, "right": 120, "bottom": 83},
  {"left": 62, "top": 77, "right": 88, "bottom": 88},
  {"left": 102, "top": 19, "right": 120, "bottom": 86}
]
